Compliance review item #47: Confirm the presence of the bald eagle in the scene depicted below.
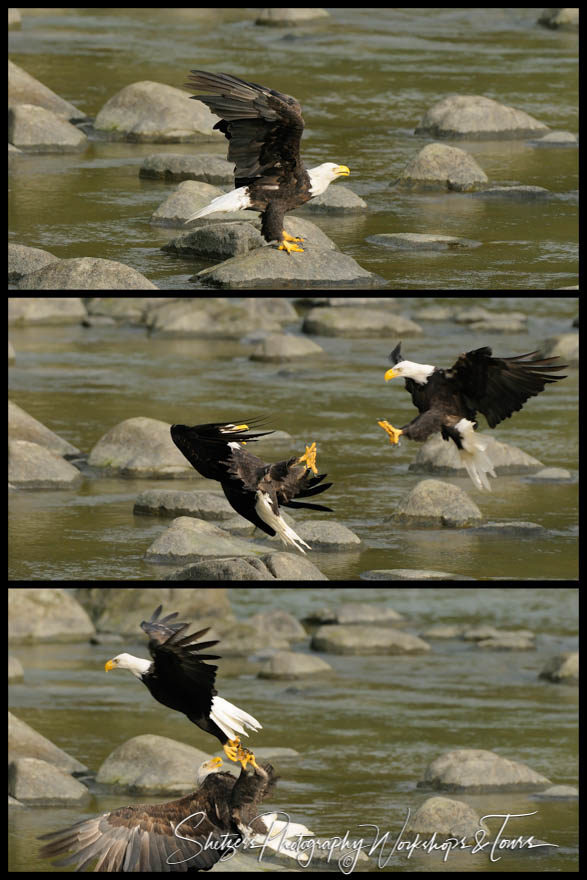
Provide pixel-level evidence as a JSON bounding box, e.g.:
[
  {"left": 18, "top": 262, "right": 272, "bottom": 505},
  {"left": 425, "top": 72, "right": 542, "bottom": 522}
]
[
  {"left": 170, "top": 420, "right": 333, "bottom": 553},
  {"left": 105, "top": 606, "right": 261, "bottom": 770},
  {"left": 39, "top": 759, "right": 310, "bottom": 872},
  {"left": 184, "top": 71, "right": 350, "bottom": 253},
  {"left": 378, "top": 344, "right": 567, "bottom": 491}
]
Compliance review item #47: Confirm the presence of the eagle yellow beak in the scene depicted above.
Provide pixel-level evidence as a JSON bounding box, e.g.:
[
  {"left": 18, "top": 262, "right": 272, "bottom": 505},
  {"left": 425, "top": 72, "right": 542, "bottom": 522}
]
[
  {"left": 336, "top": 165, "right": 350, "bottom": 176},
  {"left": 104, "top": 659, "right": 115, "bottom": 671},
  {"left": 384, "top": 368, "right": 397, "bottom": 381}
]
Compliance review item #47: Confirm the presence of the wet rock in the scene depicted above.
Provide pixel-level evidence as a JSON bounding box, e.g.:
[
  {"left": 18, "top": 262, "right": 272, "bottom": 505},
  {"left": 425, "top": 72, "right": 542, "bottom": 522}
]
[
  {"left": 407, "top": 795, "right": 487, "bottom": 839},
  {"left": 190, "top": 243, "right": 377, "bottom": 289},
  {"left": 89, "top": 417, "right": 183, "bottom": 475},
  {"left": 538, "top": 8, "right": 578, "bottom": 30},
  {"left": 14, "top": 258, "right": 157, "bottom": 290},
  {"left": 408, "top": 434, "right": 543, "bottom": 477},
  {"left": 166, "top": 552, "right": 328, "bottom": 581},
  {"left": 8, "top": 244, "right": 60, "bottom": 283},
  {"left": 250, "top": 332, "right": 325, "bottom": 362},
  {"left": 539, "top": 651, "right": 578, "bottom": 684},
  {"left": 303, "top": 306, "right": 421, "bottom": 337},
  {"left": 94, "top": 81, "right": 219, "bottom": 142},
  {"left": 395, "top": 143, "right": 488, "bottom": 191},
  {"left": 415, "top": 95, "right": 549, "bottom": 139},
  {"left": 259, "top": 651, "right": 332, "bottom": 679},
  {"left": 369, "top": 232, "right": 481, "bottom": 250},
  {"left": 9, "top": 758, "right": 90, "bottom": 805},
  {"left": 419, "top": 749, "right": 551, "bottom": 792},
  {"left": 311, "top": 625, "right": 430, "bottom": 655},
  {"left": 9, "top": 440, "right": 82, "bottom": 489},
  {"left": 141, "top": 152, "right": 233, "bottom": 184},
  {"left": 9, "top": 60, "right": 84, "bottom": 121},
  {"left": 9, "top": 104, "right": 87, "bottom": 152},
  {"left": 9, "top": 400, "right": 80, "bottom": 455},
  {"left": 388, "top": 479, "right": 483, "bottom": 527},
  {"left": 362, "top": 569, "right": 474, "bottom": 580},
  {"left": 9, "top": 712, "right": 88, "bottom": 773},
  {"left": 145, "top": 516, "right": 262, "bottom": 563}
]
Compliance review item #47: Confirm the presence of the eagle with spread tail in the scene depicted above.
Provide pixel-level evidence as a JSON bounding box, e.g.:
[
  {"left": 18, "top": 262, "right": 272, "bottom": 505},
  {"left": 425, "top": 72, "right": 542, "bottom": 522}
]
[
  {"left": 184, "top": 71, "right": 350, "bottom": 253},
  {"left": 378, "top": 344, "right": 567, "bottom": 491}
]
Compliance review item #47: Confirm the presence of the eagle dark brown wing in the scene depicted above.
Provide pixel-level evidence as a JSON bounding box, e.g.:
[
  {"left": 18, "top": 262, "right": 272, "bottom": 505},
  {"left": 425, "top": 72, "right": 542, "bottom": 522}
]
[
  {"left": 185, "top": 71, "right": 306, "bottom": 189},
  {"left": 228, "top": 450, "right": 332, "bottom": 513},
  {"left": 170, "top": 421, "right": 272, "bottom": 483},
  {"left": 447, "top": 347, "right": 568, "bottom": 428},
  {"left": 38, "top": 764, "right": 280, "bottom": 872},
  {"left": 140, "top": 605, "right": 221, "bottom": 720},
  {"left": 38, "top": 788, "right": 231, "bottom": 872}
]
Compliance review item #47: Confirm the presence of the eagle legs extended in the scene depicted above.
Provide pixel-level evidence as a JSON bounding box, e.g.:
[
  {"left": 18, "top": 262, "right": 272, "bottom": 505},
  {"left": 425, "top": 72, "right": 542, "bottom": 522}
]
[
  {"left": 236, "top": 744, "right": 259, "bottom": 771},
  {"left": 377, "top": 420, "right": 403, "bottom": 445},
  {"left": 297, "top": 441, "right": 318, "bottom": 474},
  {"left": 223, "top": 736, "right": 259, "bottom": 770},
  {"left": 223, "top": 737, "right": 241, "bottom": 763}
]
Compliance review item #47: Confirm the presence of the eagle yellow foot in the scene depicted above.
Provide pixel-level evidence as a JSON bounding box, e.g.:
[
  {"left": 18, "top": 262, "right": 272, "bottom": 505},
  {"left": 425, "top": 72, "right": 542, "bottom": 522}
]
[
  {"left": 223, "top": 737, "right": 241, "bottom": 762},
  {"left": 377, "top": 420, "right": 403, "bottom": 445},
  {"left": 236, "top": 745, "right": 259, "bottom": 771},
  {"left": 297, "top": 441, "right": 318, "bottom": 475},
  {"left": 278, "top": 238, "right": 304, "bottom": 254},
  {"left": 282, "top": 230, "right": 304, "bottom": 243}
]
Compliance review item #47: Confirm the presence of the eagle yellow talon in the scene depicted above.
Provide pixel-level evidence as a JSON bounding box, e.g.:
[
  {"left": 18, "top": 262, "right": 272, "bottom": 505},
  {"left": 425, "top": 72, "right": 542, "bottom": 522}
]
[
  {"left": 278, "top": 239, "right": 304, "bottom": 254},
  {"left": 378, "top": 420, "right": 403, "bottom": 445},
  {"left": 236, "top": 745, "right": 259, "bottom": 770},
  {"left": 223, "top": 737, "right": 241, "bottom": 762},
  {"left": 297, "top": 441, "right": 318, "bottom": 474},
  {"left": 282, "top": 230, "right": 304, "bottom": 243}
]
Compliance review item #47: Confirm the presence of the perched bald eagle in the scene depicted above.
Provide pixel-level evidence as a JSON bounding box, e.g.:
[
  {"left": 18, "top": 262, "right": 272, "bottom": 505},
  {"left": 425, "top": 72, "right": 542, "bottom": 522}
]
[
  {"left": 170, "top": 420, "right": 333, "bottom": 553},
  {"left": 378, "top": 343, "right": 567, "bottom": 491},
  {"left": 39, "top": 759, "right": 310, "bottom": 872},
  {"left": 184, "top": 71, "right": 350, "bottom": 253},
  {"left": 105, "top": 606, "right": 261, "bottom": 770}
]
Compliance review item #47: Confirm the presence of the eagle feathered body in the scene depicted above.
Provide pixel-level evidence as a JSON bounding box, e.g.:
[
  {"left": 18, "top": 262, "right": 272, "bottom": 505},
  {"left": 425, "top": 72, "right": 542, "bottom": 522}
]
[
  {"left": 379, "top": 343, "right": 567, "bottom": 490},
  {"left": 185, "top": 71, "right": 349, "bottom": 251},
  {"left": 170, "top": 420, "right": 333, "bottom": 552},
  {"left": 39, "top": 762, "right": 280, "bottom": 873}
]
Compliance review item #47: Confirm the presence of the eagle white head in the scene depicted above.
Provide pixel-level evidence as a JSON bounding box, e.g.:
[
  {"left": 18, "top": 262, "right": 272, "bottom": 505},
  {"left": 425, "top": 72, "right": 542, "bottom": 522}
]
[
  {"left": 384, "top": 360, "right": 435, "bottom": 385},
  {"left": 308, "top": 163, "right": 350, "bottom": 197},
  {"left": 196, "top": 757, "right": 224, "bottom": 786}
]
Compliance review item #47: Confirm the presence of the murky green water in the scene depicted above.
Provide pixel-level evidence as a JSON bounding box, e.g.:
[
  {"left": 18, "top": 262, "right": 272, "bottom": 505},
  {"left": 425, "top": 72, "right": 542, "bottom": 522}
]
[
  {"left": 9, "top": 9, "right": 577, "bottom": 289},
  {"left": 8, "top": 296, "right": 578, "bottom": 581},
  {"left": 8, "top": 587, "right": 578, "bottom": 872}
]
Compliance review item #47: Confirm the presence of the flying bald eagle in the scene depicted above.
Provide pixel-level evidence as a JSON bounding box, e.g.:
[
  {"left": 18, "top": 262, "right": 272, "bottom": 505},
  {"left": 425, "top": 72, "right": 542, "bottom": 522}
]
[
  {"left": 184, "top": 71, "right": 350, "bottom": 253},
  {"left": 170, "top": 420, "right": 333, "bottom": 553},
  {"left": 105, "top": 606, "right": 261, "bottom": 770},
  {"left": 39, "top": 758, "right": 310, "bottom": 872},
  {"left": 378, "top": 343, "right": 567, "bottom": 491}
]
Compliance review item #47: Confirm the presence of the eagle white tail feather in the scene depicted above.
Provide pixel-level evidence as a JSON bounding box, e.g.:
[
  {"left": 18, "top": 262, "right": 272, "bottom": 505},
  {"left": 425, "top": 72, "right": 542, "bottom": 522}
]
[
  {"left": 455, "top": 418, "right": 496, "bottom": 491},
  {"left": 240, "top": 814, "right": 313, "bottom": 863},
  {"left": 255, "top": 491, "right": 311, "bottom": 553},
  {"left": 210, "top": 694, "right": 262, "bottom": 741},
  {"left": 261, "top": 815, "right": 314, "bottom": 841},
  {"left": 185, "top": 186, "right": 252, "bottom": 223}
]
